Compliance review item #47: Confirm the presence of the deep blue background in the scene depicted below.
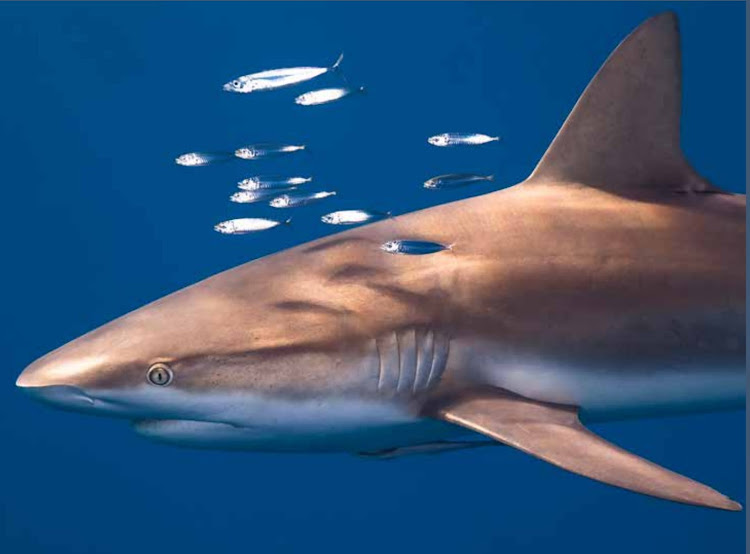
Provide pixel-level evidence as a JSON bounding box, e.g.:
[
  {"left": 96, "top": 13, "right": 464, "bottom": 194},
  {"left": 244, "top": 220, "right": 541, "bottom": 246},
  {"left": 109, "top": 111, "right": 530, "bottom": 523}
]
[{"left": 1, "top": 2, "right": 745, "bottom": 553}]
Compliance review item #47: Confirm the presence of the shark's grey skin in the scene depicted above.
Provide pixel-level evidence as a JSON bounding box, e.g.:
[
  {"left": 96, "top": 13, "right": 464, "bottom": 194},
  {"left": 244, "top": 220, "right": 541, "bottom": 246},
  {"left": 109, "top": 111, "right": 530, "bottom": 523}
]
[{"left": 16, "top": 13, "right": 745, "bottom": 510}]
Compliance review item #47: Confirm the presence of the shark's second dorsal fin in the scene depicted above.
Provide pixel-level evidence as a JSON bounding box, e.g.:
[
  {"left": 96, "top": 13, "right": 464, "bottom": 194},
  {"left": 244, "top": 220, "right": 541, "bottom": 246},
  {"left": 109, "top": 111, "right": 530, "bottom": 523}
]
[{"left": 527, "top": 12, "right": 717, "bottom": 195}]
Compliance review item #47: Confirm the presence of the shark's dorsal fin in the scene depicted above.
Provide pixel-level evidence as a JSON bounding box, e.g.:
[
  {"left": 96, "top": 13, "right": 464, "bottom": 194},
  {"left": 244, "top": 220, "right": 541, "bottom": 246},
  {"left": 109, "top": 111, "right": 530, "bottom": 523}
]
[
  {"left": 527, "top": 12, "right": 717, "bottom": 194},
  {"left": 429, "top": 388, "right": 741, "bottom": 511}
]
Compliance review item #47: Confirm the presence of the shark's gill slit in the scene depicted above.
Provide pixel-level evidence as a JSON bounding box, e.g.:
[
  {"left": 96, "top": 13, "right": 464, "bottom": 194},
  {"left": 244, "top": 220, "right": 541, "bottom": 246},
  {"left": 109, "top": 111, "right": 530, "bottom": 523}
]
[
  {"left": 395, "top": 331, "right": 403, "bottom": 393},
  {"left": 427, "top": 333, "right": 449, "bottom": 388},
  {"left": 376, "top": 332, "right": 400, "bottom": 394},
  {"left": 399, "top": 329, "right": 418, "bottom": 394},
  {"left": 420, "top": 329, "right": 437, "bottom": 391},
  {"left": 413, "top": 329, "right": 424, "bottom": 393},
  {"left": 375, "top": 338, "right": 384, "bottom": 392}
]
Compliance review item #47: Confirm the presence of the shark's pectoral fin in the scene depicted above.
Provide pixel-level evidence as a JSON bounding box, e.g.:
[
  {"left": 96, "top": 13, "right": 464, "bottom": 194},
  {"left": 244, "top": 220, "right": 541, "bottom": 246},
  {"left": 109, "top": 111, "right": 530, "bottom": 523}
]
[{"left": 428, "top": 389, "right": 742, "bottom": 511}]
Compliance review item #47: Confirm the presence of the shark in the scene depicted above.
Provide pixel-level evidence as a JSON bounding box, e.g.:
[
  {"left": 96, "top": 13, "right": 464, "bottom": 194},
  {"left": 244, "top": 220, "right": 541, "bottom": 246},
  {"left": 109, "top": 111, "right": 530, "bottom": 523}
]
[{"left": 16, "top": 12, "right": 745, "bottom": 511}]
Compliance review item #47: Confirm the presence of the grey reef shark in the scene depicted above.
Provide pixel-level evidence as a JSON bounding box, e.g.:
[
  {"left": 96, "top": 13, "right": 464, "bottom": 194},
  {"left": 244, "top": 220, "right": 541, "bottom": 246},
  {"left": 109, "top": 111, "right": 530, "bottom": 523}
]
[{"left": 17, "top": 13, "right": 745, "bottom": 511}]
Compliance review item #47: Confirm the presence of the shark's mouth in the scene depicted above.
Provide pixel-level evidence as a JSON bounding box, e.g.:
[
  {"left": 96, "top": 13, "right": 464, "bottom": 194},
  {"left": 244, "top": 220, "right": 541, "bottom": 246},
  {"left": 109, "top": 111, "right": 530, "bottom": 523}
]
[{"left": 19, "top": 385, "right": 95, "bottom": 411}]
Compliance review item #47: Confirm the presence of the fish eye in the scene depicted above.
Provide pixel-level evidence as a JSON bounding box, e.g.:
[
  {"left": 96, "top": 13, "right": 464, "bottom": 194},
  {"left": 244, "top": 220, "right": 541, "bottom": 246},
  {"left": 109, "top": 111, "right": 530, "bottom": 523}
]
[{"left": 147, "top": 363, "right": 173, "bottom": 386}]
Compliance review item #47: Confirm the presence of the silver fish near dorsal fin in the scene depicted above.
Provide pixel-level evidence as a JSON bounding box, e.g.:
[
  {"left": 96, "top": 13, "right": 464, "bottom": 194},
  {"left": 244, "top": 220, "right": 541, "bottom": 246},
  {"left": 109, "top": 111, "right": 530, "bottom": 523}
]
[{"left": 527, "top": 12, "right": 719, "bottom": 195}]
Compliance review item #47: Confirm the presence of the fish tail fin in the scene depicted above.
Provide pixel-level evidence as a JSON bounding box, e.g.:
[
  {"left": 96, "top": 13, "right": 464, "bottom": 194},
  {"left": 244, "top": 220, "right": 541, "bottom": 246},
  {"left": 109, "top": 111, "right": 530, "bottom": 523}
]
[
  {"left": 283, "top": 218, "right": 293, "bottom": 226},
  {"left": 487, "top": 175, "right": 495, "bottom": 182},
  {"left": 331, "top": 53, "right": 344, "bottom": 71},
  {"left": 490, "top": 136, "right": 501, "bottom": 142},
  {"left": 447, "top": 242, "right": 456, "bottom": 251}
]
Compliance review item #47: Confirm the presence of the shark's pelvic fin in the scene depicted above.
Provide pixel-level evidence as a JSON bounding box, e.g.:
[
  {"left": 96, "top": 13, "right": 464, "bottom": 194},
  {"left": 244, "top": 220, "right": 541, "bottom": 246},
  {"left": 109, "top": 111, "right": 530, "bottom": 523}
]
[
  {"left": 356, "top": 440, "right": 498, "bottom": 460},
  {"left": 528, "top": 12, "right": 718, "bottom": 195},
  {"left": 429, "top": 388, "right": 742, "bottom": 511}
]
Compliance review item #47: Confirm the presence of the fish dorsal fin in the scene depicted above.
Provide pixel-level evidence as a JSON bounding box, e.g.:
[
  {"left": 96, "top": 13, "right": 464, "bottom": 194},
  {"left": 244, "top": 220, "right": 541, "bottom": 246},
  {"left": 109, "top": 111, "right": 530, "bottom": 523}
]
[
  {"left": 527, "top": 12, "right": 715, "bottom": 194},
  {"left": 428, "top": 388, "right": 741, "bottom": 510}
]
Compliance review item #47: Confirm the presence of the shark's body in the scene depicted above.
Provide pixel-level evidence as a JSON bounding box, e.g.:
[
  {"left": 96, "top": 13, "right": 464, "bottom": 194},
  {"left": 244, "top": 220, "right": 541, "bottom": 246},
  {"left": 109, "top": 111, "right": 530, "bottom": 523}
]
[{"left": 17, "top": 13, "right": 745, "bottom": 510}]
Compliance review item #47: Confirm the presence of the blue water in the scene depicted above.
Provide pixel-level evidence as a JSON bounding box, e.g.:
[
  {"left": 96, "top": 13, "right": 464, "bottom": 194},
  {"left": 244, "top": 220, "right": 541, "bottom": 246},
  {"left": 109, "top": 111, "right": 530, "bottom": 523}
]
[{"left": 2, "top": 2, "right": 745, "bottom": 553}]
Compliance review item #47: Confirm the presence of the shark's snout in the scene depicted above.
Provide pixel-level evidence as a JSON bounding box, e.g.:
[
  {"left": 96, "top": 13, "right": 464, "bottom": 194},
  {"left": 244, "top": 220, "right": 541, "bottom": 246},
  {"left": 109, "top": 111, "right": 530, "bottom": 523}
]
[
  {"left": 17, "top": 353, "right": 100, "bottom": 412},
  {"left": 17, "top": 350, "right": 105, "bottom": 388}
]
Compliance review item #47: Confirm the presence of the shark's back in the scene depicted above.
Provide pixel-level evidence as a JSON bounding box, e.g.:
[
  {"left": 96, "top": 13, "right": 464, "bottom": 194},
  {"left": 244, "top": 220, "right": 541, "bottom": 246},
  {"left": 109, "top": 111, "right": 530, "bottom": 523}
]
[
  {"left": 180, "top": 12, "right": 745, "bottom": 400},
  {"left": 229, "top": 10, "right": 746, "bottom": 410}
]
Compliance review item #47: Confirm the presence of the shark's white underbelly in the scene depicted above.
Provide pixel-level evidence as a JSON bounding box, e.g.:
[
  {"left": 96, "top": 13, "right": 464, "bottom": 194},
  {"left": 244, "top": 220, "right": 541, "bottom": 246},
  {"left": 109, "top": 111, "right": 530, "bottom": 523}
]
[
  {"left": 128, "top": 388, "right": 465, "bottom": 451},
  {"left": 133, "top": 416, "right": 463, "bottom": 452},
  {"left": 464, "top": 341, "right": 745, "bottom": 420}
]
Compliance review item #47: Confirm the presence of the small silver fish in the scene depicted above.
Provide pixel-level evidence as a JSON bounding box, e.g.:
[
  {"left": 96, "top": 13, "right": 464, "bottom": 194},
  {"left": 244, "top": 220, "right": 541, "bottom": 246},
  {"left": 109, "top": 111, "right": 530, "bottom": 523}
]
[
  {"left": 269, "top": 191, "right": 336, "bottom": 208},
  {"left": 175, "top": 152, "right": 232, "bottom": 167},
  {"left": 321, "top": 210, "right": 390, "bottom": 225},
  {"left": 380, "top": 240, "right": 452, "bottom": 255},
  {"left": 214, "top": 217, "right": 290, "bottom": 235},
  {"left": 223, "top": 54, "right": 344, "bottom": 93},
  {"left": 229, "top": 190, "right": 280, "bottom": 204},
  {"left": 295, "top": 86, "right": 365, "bottom": 106},
  {"left": 427, "top": 133, "right": 500, "bottom": 147},
  {"left": 424, "top": 173, "right": 495, "bottom": 189},
  {"left": 234, "top": 143, "right": 305, "bottom": 160},
  {"left": 238, "top": 176, "right": 312, "bottom": 191}
]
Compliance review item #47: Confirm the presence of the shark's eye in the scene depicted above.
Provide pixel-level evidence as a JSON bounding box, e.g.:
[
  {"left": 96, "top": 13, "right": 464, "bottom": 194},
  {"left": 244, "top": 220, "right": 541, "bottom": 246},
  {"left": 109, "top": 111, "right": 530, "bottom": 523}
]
[{"left": 147, "top": 363, "right": 173, "bottom": 386}]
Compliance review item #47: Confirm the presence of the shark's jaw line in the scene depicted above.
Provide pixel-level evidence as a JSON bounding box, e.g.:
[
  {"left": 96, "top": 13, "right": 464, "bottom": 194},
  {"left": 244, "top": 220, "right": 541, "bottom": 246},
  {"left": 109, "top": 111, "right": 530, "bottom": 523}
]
[
  {"left": 23, "top": 384, "right": 423, "bottom": 429},
  {"left": 22, "top": 382, "right": 448, "bottom": 452}
]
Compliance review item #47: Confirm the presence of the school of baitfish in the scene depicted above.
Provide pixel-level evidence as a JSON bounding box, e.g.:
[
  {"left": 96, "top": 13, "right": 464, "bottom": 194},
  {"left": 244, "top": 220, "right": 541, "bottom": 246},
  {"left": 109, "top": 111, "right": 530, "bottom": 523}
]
[{"left": 175, "top": 54, "right": 500, "bottom": 255}]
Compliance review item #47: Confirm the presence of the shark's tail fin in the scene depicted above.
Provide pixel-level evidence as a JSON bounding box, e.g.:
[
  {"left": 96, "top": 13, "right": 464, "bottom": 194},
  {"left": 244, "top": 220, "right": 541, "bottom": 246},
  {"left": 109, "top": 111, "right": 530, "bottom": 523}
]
[{"left": 527, "top": 12, "right": 720, "bottom": 196}]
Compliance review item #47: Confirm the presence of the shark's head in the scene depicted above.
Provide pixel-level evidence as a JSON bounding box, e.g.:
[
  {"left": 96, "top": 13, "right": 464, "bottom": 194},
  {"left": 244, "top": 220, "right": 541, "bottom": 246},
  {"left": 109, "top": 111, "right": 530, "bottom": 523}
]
[
  {"left": 15, "top": 246, "right": 416, "bottom": 448},
  {"left": 15, "top": 281, "right": 254, "bottom": 422}
]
